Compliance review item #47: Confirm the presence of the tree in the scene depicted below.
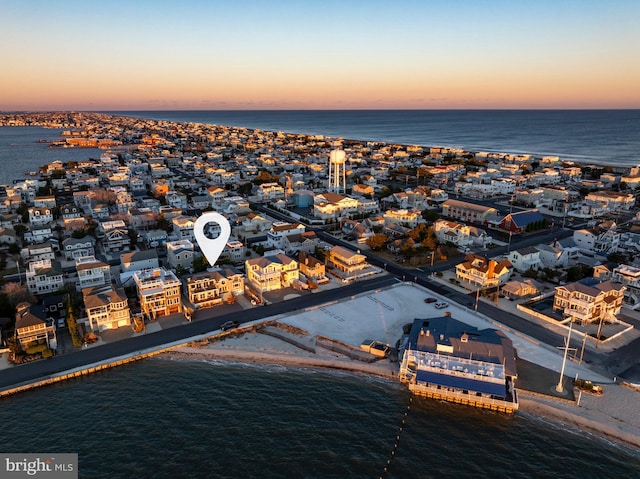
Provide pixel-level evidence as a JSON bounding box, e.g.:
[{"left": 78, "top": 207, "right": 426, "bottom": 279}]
[
  {"left": 366, "top": 233, "right": 389, "bottom": 251},
  {"left": 2, "top": 282, "right": 36, "bottom": 310},
  {"left": 420, "top": 228, "right": 437, "bottom": 251},
  {"left": 192, "top": 256, "right": 209, "bottom": 273},
  {"left": 421, "top": 209, "right": 439, "bottom": 222}
]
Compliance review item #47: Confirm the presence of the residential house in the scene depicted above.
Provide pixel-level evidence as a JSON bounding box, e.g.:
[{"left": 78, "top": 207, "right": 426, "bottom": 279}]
[
  {"left": 166, "top": 240, "right": 195, "bottom": 271},
  {"left": 506, "top": 246, "right": 543, "bottom": 272},
  {"left": 42, "top": 293, "right": 68, "bottom": 322},
  {"left": 241, "top": 213, "right": 271, "bottom": 234},
  {"left": 383, "top": 208, "right": 422, "bottom": 228},
  {"left": 24, "top": 225, "right": 53, "bottom": 244},
  {"left": 129, "top": 208, "right": 157, "bottom": 231},
  {"left": 553, "top": 279, "right": 625, "bottom": 325},
  {"left": 456, "top": 254, "right": 512, "bottom": 289},
  {"left": 133, "top": 268, "right": 183, "bottom": 319},
  {"left": 313, "top": 192, "right": 359, "bottom": 220},
  {"left": 254, "top": 182, "right": 284, "bottom": 201},
  {"left": 25, "top": 259, "right": 64, "bottom": 295},
  {"left": 267, "top": 222, "right": 306, "bottom": 249},
  {"left": 245, "top": 253, "right": 299, "bottom": 293},
  {"left": 341, "top": 219, "right": 374, "bottom": 244},
  {"left": 62, "top": 236, "right": 95, "bottom": 261},
  {"left": 33, "top": 195, "right": 57, "bottom": 209},
  {"left": 536, "top": 240, "right": 570, "bottom": 269},
  {"left": 82, "top": 285, "right": 131, "bottom": 332},
  {"left": 223, "top": 239, "right": 246, "bottom": 264},
  {"left": 76, "top": 255, "right": 111, "bottom": 291},
  {"left": 140, "top": 229, "right": 168, "bottom": 248},
  {"left": 121, "top": 249, "right": 159, "bottom": 273},
  {"left": 282, "top": 231, "right": 318, "bottom": 255},
  {"left": 99, "top": 220, "right": 131, "bottom": 253},
  {"left": 21, "top": 242, "right": 55, "bottom": 263},
  {"left": 501, "top": 279, "right": 542, "bottom": 298},
  {"left": 0, "top": 227, "right": 17, "bottom": 245},
  {"left": 611, "top": 264, "right": 640, "bottom": 309},
  {"left": 183, "top": 266, "right": 245, "bottom": 309},
  {"left": 573, "top": 227, "right": 620, "bottom": 255},
  {"left": 14, "top": 302, "right": 57, "bottom": 351},
  {"left": 585, "top": 191, "right": 635, "bottom": 211},
  {"left": 60, "top": 204, "right": 83, "bottom": 220},
  {"left": 28, "top": 207, "right": 53, "bottom": 227},
  {"left": 298, "top": 251, "right": 326, "bottom": 282},
  {"left": 171, "top": 215, "right": 196, "bottom": 241},
  {"left": 328, "top": 245, "right": 368, "bottom": 281}
]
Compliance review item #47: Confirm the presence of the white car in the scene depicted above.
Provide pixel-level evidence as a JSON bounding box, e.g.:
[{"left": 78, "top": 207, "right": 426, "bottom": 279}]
[{"left": 435, "top": 302, "right": 449, "bottom": 309}]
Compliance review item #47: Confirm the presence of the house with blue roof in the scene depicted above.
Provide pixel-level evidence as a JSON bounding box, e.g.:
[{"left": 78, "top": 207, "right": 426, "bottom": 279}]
[
  {"left": 498, "top": 209, "right": 547, "bottom": 234},
  {"left": 399, "top": 316, "right": 518, "bottom": 413}
]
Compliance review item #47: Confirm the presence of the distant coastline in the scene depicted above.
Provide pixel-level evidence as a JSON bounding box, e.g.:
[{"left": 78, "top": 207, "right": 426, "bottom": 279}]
[{"left": 99, "top": 109, "right": 640, "bottom": 167}]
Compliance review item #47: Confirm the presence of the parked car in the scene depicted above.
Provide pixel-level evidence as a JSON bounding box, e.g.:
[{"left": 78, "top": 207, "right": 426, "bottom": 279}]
[
  {"left": 424, "top": 297, "right": 437, "bottom": 304},
  {"left": 220, "top": 320, "right": 240, "bottom": 331},
  {"left": 435, "top": 302, "right": 449, "bottom": 309}
]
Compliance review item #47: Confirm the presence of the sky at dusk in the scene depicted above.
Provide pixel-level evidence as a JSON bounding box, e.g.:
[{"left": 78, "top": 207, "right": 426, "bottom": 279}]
[{"left": 1, "top": 0, "right": 639, "bottom": 111}]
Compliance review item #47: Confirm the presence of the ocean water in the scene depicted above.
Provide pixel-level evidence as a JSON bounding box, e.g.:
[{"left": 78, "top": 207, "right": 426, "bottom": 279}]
[
  {"left": 0, "top": 126, "right": 102, "bottom": 186},
  {"left": 0, "top": 359, "right": 638, "bottom": 479},
  {"left": 108, "top": 109, "right": 640, "bottom": 166}
]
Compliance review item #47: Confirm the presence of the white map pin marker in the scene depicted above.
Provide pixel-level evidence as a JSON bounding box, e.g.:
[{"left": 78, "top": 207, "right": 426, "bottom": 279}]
[{"left": 193, "top": 212, "right": 231, "bottom": 267}]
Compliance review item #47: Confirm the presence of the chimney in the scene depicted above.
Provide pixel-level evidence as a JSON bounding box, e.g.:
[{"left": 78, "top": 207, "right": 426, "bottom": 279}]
[{"left": 487, "top": 260, "right": 496, "bottom": 279}]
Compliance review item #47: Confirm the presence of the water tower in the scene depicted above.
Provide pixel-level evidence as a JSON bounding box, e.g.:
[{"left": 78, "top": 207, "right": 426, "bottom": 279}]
[{"left": 328, "top": 149, "right": 347, "bottom": 193}]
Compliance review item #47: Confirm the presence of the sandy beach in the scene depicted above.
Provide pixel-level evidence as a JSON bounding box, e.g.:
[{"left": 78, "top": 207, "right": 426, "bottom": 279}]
[{"left": 160, "top": 282, "right": 640, "bottom": 452}]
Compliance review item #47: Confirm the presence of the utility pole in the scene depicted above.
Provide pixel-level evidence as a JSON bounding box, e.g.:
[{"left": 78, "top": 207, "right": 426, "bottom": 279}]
[
  {"left": 475, "top": 286, "right": 480, "bottom": 311},
  {"left": 579, "top": 332, "right": 587, "bottom": 365},
  {"left": 556, "top": 319, "right": 574, "bottom": 393}
]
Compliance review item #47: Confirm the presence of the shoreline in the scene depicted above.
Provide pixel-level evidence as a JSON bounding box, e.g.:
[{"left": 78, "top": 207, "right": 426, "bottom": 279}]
[{"left": 160, "top": 333, "right": 640, "bottom": 452}]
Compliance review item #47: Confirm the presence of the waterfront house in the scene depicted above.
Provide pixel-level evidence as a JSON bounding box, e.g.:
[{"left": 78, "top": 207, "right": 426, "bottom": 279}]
[
  {"left": 82, "top": 285, "right": 131, "bottom": 332},
  {"left": 298, "top": 251, "right": 326, "bottom": 282},
  {"left": 398, "top": 316, "right": 518, "bottom": 413},
  {"left": 14, "top": 302, "right": 57, "bottom": 351},
  {"left": 328, "top": 246, "right": 369, "bottom": 282},
  {"left": 245, "top": 253, "right": 299, "bottom": 293},
  {"left": 553, "top": 278, "right": 625, "bottom": 325},
  {"left": 133, "top": 268, "right": 183, "bottom": 320},
  {"left": 183, "top": 266, "right": 245, "bottom": 309}
]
